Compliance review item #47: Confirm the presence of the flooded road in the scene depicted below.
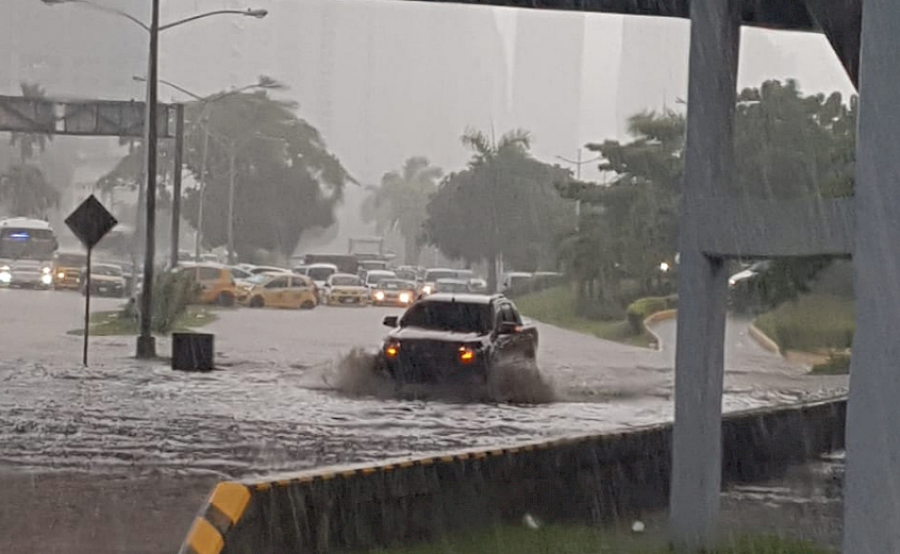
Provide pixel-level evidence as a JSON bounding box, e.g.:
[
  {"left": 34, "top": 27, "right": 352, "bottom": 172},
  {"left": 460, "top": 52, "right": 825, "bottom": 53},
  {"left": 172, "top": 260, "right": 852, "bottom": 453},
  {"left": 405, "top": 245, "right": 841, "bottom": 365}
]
[{"left": 0, "top": 288, "right": 848, "bottom": 478}]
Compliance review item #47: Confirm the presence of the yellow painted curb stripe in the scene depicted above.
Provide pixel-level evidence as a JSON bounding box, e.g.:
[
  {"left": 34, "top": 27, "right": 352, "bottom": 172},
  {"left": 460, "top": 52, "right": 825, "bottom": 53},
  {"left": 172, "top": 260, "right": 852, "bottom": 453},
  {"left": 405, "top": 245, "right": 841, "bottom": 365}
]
[
  {"left": 209, "top": 482, "right": 251, "bottom": 525},
  {"left": 187, "top": 517, "right": 225, "bottom": 554}
]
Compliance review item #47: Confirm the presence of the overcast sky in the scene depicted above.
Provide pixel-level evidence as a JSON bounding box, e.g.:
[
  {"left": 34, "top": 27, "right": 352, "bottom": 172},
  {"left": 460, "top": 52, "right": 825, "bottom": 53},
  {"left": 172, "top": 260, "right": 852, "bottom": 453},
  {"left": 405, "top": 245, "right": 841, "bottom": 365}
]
[{"left": 3, "top": 0, "right": 857, "bottom": 247}]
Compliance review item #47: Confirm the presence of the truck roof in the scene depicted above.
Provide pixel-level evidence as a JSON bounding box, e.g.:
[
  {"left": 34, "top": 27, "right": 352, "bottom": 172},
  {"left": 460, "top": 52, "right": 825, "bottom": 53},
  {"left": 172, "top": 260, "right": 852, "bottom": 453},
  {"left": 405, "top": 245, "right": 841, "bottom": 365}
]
[{"left": 421, "top": 293, "right": 503, "bottom": 305}]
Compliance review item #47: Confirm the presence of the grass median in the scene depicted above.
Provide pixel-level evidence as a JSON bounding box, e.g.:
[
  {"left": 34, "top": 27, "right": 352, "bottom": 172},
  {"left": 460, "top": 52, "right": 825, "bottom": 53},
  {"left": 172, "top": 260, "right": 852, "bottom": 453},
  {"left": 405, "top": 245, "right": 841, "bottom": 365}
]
[
  {"left": 68, "top": 305, "right": 217, "bottom": 336},
  {"left": 365, "top": 524, "right": 829, "bottom": 554},
  {"left": 514, "top": 286, "right": 656, "bottom": 348}
]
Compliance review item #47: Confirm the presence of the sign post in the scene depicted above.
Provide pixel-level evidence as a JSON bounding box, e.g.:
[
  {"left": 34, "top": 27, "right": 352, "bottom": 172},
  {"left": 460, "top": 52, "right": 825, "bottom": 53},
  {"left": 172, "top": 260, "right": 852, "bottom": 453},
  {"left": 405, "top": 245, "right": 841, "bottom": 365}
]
[{"left": 65, "top": 195, "right": 118, "bottom": 366}]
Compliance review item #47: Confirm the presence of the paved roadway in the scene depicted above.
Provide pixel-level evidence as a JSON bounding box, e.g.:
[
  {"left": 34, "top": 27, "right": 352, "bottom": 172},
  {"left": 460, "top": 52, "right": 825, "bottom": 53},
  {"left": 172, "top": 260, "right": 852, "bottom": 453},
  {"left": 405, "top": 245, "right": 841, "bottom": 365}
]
[{"left": 0, "top": 287, "right": 847, "bottom": 477}]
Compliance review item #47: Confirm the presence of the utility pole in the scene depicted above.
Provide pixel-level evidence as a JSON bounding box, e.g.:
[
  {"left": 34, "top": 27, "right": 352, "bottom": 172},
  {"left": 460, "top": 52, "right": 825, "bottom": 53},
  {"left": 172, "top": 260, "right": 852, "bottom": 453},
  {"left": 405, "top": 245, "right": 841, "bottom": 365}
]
[
  {"left": 227, "top": 143, "right": 236, "bottom": 265},
  {"left": 136, "top": 0, "right": 160, "bottom": 359},
  {"left": 194, "top": 125, "right": 210, "bottom": 260},
  {"left": 169, "top": 104, "right": 185, "bottom": 269}
]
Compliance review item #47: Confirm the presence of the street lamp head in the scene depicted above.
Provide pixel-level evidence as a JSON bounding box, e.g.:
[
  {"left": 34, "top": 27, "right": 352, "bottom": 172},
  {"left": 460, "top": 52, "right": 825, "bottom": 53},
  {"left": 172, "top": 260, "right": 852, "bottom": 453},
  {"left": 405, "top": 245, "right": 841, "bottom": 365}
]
[{"left": 245, "top": 8, "right": 267, "bottom": 18}]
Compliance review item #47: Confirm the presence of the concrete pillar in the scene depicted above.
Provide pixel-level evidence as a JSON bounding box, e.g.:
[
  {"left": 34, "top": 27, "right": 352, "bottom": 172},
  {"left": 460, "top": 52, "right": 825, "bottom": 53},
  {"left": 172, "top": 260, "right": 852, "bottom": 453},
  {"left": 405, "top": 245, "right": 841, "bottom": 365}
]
[
  {"left": 844, "top": 2, "right": 900, "bottom": 552},
  {"left": 669, "top": 0, "right": 740, "bottom": 550}
]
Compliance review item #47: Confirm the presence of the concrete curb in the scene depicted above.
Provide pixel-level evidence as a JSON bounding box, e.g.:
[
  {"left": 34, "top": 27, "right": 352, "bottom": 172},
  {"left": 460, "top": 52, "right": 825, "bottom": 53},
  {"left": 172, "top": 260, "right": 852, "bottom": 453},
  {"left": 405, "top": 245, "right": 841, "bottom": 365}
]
[
  {"left": 178, "top": 396, "right": 847, "bottom": 554},
  {"left": 748, "top": 321, "right": 782, "bottom": 356},
  {"left": 644, "top": 309, "right": 677, "bottom": 351}
]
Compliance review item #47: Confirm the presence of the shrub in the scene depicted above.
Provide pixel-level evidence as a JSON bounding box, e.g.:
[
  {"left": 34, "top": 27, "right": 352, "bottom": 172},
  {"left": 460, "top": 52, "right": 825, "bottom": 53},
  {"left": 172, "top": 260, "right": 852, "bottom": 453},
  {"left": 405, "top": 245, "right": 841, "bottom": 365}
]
[
  {"left": 626, "top": 294, "right": 678, "bottom": 334},
  {"left": 811, "top": 352, "right": 851, "bottom": 375},
  {"left": 754, "top": 294, "right": 854, "bottom": 352},
  {"left": 121, "top": 270, "right": 200, "bottom": 335},
  {"left": 575, "top": 297, "right": 625, "bottom": 321}
]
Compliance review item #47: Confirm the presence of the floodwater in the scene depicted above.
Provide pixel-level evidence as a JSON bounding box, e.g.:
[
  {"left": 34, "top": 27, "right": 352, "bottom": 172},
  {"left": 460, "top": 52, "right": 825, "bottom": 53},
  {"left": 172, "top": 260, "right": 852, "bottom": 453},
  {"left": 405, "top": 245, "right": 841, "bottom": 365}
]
[{"left": 0, "top": 289, "right": 848, "bottom": 479}]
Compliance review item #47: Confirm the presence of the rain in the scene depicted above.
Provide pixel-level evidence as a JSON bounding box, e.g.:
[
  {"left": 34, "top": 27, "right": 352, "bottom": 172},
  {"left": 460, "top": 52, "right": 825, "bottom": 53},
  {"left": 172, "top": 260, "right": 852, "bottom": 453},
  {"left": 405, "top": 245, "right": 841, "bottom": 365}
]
[{"left": 0, "top": 1, "right": 872, "bottom": 553}]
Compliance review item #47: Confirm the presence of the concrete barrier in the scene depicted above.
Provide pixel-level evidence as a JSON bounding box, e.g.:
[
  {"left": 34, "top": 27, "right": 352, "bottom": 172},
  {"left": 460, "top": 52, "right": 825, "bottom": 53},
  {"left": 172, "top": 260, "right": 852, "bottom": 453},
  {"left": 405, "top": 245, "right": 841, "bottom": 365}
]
[{"left": 178, "top": 398, "right": 846, "bottom": 554}]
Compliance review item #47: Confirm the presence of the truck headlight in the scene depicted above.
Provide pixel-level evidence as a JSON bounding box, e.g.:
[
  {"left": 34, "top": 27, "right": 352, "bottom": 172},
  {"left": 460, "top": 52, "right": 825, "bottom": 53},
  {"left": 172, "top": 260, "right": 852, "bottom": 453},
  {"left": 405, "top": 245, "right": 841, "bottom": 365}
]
[
  {"left": 422, "top": 285, "right": 432, "bottom": 295},
  {"left": 42, "top": 266, "right": 52, "bottom": 275},
  {"left": 0, "top": 271, "right": 10, "bottom": 284},
  {"left": 374, "top": 290, "right": 385, "bottom": 301},
  {"left": 57, "top": 271, "right": 66, "bottom": 279},
  {"left": 458, "top": 346, "right": 476, "bottom": 364},
  {"left": 41, "top": 274, "right": 53, "bottom": 285}
]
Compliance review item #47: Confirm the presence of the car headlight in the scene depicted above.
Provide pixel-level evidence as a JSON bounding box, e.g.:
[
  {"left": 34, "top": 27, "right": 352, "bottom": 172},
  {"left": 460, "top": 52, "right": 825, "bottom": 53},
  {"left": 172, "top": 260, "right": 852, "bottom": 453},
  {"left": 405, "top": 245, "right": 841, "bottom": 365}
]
[
  {"left": 374, "top": 290, "right": 385, "bottom": 301},
  {"left": 399, "top": 292, "right": 411, "bottom": 303},
  {"left": 42, "top": 266, "right": 52, "bottom": 275},
  {"left": 57, "top": 271, "right": 65, "bottom": 279},
  {"left": 41, "top": 274, "right": 53, "bottom": 285},
  {"left": 0, "top": 271, "right": 11, "bottom": 284},
  {"left": 458, "top": 345, "right": 476, "bottom": 364},
  {"left": 422, "top": 285, "right": 432, "bottom": 295}
]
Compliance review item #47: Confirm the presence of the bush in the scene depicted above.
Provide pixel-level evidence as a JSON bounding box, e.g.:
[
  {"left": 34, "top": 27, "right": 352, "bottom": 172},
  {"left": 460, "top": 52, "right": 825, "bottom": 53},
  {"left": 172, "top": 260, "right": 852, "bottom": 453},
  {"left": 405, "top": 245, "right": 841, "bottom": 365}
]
[
  {"left": 626, "top": 295, "right": 678, "bottom": 334},
  {"left": 811, "top": 351, "right": 851, "bottom": 375},
  {"left": 575, "top": 297, "right": 625, "bottom": 321},
  {"left": 121, "top": 270, "right": 200, "bottom": 335},
  {"left": 755, "top": 294, "right": 854, "bottom": 352}
]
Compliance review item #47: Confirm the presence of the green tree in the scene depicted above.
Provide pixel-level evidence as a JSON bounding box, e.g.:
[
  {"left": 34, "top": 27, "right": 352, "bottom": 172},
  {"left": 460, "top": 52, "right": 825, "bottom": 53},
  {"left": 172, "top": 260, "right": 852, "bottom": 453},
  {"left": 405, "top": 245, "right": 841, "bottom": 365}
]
[
  {"left": 361, "top": 156, "right": 442, "bottom": 265},
  {"left": 425, "top": 128, "right": 574, "bottom": 292},
  {"left": 9, "top": 82, "right": 52, "bottom": 163},
  {"left": 564, "top": 80, "right": 858, "bottom": 312},
  {"left": 101, "top": 87, "right": 353, "bottom": 262},
  {"left": 0, "top": 165, "right": 60, "bottom": 217},
  {"left": 2, "top": 82, "right": 58, "bottom": 218}
]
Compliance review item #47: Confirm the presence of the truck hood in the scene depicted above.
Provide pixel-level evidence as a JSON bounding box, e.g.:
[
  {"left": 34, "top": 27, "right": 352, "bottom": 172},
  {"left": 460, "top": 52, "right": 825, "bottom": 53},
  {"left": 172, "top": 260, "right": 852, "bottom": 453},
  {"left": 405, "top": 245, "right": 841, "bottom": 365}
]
[{"left": 389, "top": 327, "right": 487, "bottom": 343}]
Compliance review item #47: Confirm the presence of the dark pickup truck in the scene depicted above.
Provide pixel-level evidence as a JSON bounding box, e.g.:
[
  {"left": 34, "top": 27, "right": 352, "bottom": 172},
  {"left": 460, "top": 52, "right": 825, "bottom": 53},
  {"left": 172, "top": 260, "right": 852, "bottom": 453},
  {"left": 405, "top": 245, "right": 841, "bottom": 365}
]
[{"left": 378, "top": 293, "right": 539, "bottom": 383}]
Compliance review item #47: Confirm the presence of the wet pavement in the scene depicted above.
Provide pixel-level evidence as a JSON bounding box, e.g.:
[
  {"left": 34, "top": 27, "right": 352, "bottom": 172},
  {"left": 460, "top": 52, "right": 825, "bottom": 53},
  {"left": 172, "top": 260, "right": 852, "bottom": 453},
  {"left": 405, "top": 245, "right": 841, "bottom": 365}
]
[{"left": 0, "top": 288, "right": 848, "bottom": 478}]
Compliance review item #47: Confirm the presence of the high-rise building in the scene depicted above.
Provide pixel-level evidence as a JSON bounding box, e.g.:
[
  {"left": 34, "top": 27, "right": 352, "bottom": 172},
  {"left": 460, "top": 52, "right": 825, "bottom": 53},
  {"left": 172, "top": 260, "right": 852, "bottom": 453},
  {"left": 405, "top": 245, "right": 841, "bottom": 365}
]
[{"left": 509, "top": 10, "right": 586, "bottom": 161}]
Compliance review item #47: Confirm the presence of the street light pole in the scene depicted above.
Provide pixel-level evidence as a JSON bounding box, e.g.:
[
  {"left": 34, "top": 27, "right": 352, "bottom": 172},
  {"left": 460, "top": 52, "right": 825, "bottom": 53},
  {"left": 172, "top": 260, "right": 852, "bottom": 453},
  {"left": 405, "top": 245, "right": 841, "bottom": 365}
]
[{"left": 136, "top": 0, "right": 160, "bottom": 359}]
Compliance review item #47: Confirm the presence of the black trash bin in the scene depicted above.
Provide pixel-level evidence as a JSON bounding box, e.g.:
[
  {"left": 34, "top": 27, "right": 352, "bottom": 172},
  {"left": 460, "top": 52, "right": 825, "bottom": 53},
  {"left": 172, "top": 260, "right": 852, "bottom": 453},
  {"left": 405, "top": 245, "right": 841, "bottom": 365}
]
[{"left": 172, "top": 332, "right": 215, "bottom": 371}]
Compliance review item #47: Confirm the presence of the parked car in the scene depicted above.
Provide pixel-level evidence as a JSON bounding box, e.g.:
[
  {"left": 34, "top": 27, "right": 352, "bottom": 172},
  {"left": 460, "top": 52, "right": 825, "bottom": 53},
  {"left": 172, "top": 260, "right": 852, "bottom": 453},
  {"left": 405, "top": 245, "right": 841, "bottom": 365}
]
[
  {"left": 174, "top": 263, "right": 238, "bottom": 306},
  {"left": 378, "top": 293, "right": 538, "bottom": 384},
  {"left": 237, "top": 272, "right": 317, "bottom": 310}
]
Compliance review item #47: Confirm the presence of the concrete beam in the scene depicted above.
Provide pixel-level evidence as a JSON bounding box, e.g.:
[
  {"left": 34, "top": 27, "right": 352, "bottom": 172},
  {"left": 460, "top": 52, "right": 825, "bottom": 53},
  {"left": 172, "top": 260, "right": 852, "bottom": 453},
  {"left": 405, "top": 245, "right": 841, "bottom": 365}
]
[
  {"left": 698, "top": 197, "right": 854, "bottom": 258},
  {"left": 843, "top": 1, "right": 900, "bottom": 552},
  {"left": 669, "top": 0, "right": 740, "bottom": 550},
  {"left": 804, "top": 0, "right": 862, "bottom": 88},
  {"left": 375, "top": 0, "right": 817, "bottom": 30}
]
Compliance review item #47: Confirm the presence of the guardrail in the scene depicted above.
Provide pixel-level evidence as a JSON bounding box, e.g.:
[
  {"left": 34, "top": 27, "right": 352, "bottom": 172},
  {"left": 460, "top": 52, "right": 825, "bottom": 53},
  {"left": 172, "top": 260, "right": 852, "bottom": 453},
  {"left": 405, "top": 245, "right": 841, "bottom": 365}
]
[{"left": 178, "top": 397, "right": 846, "bottom": 554}]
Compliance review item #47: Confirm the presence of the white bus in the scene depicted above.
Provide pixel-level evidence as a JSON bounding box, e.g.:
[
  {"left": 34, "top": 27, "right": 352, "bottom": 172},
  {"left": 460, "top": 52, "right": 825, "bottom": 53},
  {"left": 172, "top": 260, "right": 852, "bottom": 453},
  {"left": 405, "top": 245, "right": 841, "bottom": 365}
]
[{"left": 0, "top": 218, "right": 59, "bottom": 288}]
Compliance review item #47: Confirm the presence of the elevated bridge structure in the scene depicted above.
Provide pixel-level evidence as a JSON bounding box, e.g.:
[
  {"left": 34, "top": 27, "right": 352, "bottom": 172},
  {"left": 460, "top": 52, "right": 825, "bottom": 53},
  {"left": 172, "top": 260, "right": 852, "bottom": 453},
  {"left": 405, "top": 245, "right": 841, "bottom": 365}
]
[{"left": 372, "top": 1, "right": 888, "bottom": 553}]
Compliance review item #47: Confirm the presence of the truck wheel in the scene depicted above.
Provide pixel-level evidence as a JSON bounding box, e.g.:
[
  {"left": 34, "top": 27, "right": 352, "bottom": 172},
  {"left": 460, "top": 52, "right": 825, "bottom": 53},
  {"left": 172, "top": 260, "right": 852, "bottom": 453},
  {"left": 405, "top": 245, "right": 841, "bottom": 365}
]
[{"left": 249, "top": 296, "right": 264, "bottom": 308}]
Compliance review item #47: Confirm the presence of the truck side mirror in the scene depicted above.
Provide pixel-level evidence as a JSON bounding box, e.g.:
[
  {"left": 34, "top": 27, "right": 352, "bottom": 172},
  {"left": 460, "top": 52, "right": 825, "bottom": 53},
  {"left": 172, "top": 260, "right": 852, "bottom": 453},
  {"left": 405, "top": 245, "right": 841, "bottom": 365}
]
[{"left": 383, "top": 315, "right": 399, "bottom": 328}]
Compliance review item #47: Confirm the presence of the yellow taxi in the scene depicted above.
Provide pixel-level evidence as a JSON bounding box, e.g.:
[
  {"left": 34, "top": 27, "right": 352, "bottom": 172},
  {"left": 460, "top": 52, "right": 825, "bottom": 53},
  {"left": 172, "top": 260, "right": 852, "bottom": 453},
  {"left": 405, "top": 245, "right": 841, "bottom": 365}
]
[
  {"left": 53, "top": 250, "right": 87, "bottom": 290},
  {"left": 323, "top": 273, "right": 368, "bottom": 306},
  {"left": 237, "top": 272, "right": 318, "bottom": 309},
  {"left": 175, "top": 263, "right": 239, "bottom": 306}
]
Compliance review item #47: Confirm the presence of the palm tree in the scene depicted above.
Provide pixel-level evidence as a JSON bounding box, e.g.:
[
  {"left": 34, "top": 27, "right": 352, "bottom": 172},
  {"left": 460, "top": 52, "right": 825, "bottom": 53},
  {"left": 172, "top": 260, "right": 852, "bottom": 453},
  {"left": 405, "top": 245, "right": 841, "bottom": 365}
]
[
  {"left": 460, "top": 127, "right": 532, "bottom": 292},
  {"left": 362, "top": 156, "right": 442, "bottom": 265},
  {"left": 9, "top": 82, "right": 52, "bottom": 163},
  {"left": 0, "top": 165, "right": 60, "bottom": 217}
]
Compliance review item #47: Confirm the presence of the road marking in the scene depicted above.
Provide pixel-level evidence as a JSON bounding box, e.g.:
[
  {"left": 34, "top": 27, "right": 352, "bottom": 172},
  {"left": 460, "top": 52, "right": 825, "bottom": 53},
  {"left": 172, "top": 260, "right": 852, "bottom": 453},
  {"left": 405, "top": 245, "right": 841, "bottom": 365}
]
[
  {"left": 209, "top": 482, "right": 251, "bottom": 525},
  {"left": 186, "top": 517, "right": 224, "bottom": 554}
]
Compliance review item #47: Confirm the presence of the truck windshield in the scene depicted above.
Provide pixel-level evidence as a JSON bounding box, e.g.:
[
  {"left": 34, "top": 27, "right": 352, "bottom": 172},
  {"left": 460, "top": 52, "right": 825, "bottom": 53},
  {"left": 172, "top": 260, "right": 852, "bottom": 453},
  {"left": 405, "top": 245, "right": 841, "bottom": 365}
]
[{"left": 400, "top": 301, "right": 492, "bottom": 334}]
